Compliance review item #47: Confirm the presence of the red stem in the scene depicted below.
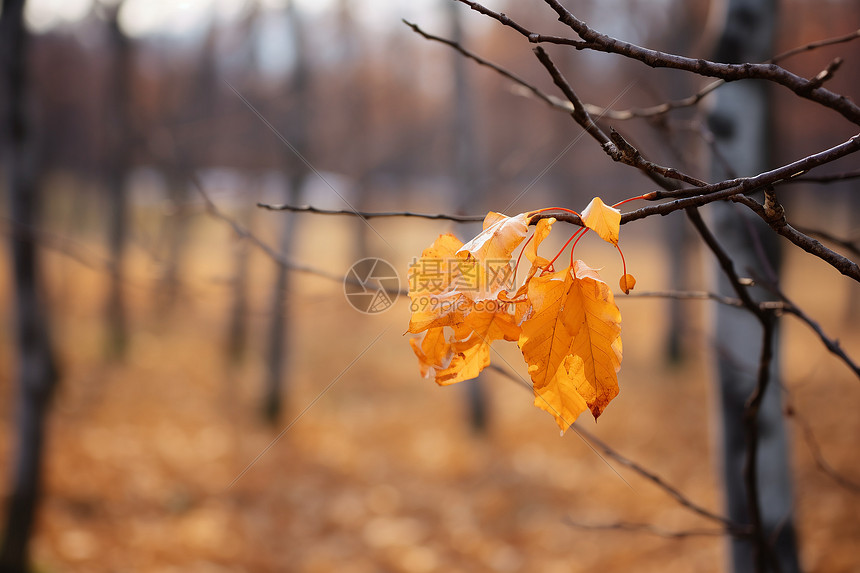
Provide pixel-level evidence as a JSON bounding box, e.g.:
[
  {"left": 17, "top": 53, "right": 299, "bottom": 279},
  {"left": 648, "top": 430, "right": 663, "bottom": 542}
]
[
  {"left": 612, "top": 194, "right": 650, "bottom": 209},
  {"left": 513, "top": 234, "right": 535, "bottom": 278},
  {"left": 543, "top": 228, "right": 585, "bottom": 274}
]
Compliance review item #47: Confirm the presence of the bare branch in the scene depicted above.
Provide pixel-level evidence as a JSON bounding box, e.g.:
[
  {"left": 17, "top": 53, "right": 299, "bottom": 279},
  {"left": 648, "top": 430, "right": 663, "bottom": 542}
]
[
  {"left": 403, "top": 20, "right": 567, "bottom": 113},
  {"left": 533, "top": 46, "right": 707, "bottom": 188},
  {"left": 792, "top": 226, "right": 860, "bottom": 258},
  {"left": 563, "top": 518, "right": 731, "bottom": 539},
  {"left": 754, "top": 271, "right": 860, "bottom": 379},
  {"left": 786, "top": 403, "right": 860, "bottom": 494},
  {"left": 535, "top": 0, "right": 860, "bottom": 125},
  {"left": 257, "top": 202, "right": 485, "bottom": 222},
  {"left": 786, "top": 170, "right": 860, "bottom": 184},
  {"left": 743, "top": 319, "right": 780, "bottom": 573},
  {"left": 771, "top": 28, "right": 860, "bottom": 63},
  {"left": 191, "top": 175, "right": 408, "bottom": 296},
  {"left": 624, "top": 289, "right": 745, "bottom": 308},
  {"left": 686, "top": 208, "right": 763, "bottom": 317},
  {"left": 735, "top": 192, "right": 860, "bottom": 282},
  {"left": 485, "top": 364, "right": 741, "bottom": 531}
]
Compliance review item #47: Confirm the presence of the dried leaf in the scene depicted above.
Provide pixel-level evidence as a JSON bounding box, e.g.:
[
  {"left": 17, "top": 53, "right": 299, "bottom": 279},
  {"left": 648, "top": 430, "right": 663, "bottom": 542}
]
[
  {"left": 457, "top": 211, "right": 529, "bottom": 265},
  {"left": 407, "top": 209, "right": 627, "bottom": 432},
  {"left": 581, "top": 197, "right": 621, "bottom": 246},
  {"left": 524, "top": 217, "right": 556, "bottom": 269},
  {"left": 409, "top": 327, "right": 449, "bottom": 378},
  {"left": 518, "top": 261, "right": 622, "bottom": 431},
  {"left": 407, "top": 233, "right": 471, "bottom": 333},
  {"left": 434, "top": 309, "right": 520, "bottom": 385},
  {"left": 619, "top": 273, "right": 636, "bottom": 294}
]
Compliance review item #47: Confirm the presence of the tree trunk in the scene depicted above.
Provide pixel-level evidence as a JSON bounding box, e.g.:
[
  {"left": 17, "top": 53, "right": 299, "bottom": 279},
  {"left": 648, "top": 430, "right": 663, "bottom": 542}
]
[
  {"left": 226, "top": 179, "right": 259, "bottom": 366},
  {"left": 708, "top": 1, "right": 800, "bottom": 571},
  {"left": 0, "top": 1, "right": 59, "bottom": 571},
  {"left": 449, "top": 1, "right": 488, "bottom": 433},
  {"left": 261, "top": 0, "right": 310, "bottom": 424},
  {"left": 104, "top": 3, "right": 132, "bottom": 360}
]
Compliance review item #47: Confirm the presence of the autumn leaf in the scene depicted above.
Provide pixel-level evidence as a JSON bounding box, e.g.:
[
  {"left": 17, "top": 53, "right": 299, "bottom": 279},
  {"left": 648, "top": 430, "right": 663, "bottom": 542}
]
[
  {"left": 566, "top": 261, "right": 622, "bottom": 419},
  {"left": 408, "top": 207, "right": 628, "bottom": 432},
  {"left": 518, "top": 261, "right": 622, "bottom": 431},
  {"left": 409, "top": 307, "right": 520, "bottom": 385},
  {"left": 408, "top": 214, "right": 525, "bottom": 385},
  {"left": 409, "top": 327, "right": 449, "bottom": 378},
  {"left": 581, "top": 197, "right": 621, "bottom": 246},
  {"left": 458, "top": 211, "right": 529, "bottom": 261},
  {"left": 407, "top": 233, "right": 473, "bottom": 333},
  {"left": 524, "top": 217, "right": 556, "bottom": 269},
  {"left": 433, "top": 308, "right": 520, "bottom": 385},
  {"left": 619, "top": 273, "right": 636, "bottom": 294}
]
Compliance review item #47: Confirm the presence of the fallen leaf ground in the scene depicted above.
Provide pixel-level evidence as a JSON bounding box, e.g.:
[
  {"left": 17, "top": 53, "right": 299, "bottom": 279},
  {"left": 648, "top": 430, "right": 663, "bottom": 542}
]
[{"left": 1, "top": 213, "right": 858, "bottom": 572}]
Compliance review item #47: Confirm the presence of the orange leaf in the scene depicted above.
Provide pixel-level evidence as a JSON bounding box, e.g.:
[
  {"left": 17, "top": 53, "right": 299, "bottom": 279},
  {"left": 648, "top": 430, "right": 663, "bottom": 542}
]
[
  {"left": 409, "top": 327, "right": 450, "bottom": 378},
  {"left": 434, "top": 308, "right": 520, "bottom": 385},
  {"left": 457, "top": 211, "right": 529, "bottom": 266},
  {"left": 524, "top": 216, "right": 556, "bottom": 269},
  {"left": 619, "top": 273, "right": 636, "bottom": 294},
  {"left": 407, "top": 233, "right": 472, "bottom": 333},
  {"left": 518, "top": 261, "right": 622, "bottom": 431},
  {"left": 581, "top": 197, "right": 621, "bottom": 246}
]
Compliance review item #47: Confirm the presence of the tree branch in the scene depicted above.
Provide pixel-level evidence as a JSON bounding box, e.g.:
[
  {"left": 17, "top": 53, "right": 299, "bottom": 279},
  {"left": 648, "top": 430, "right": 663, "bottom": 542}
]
[
  {"left": 257, "top": 202, "right": 485, "bottom": 222},
  {"left": 535, "top": 0, "right": 860, "bottom": 125},
  {"left": 563, "top": 518, "right": 732, "bottom": 539},
  {"left": 786, "top": 402, "right": 860, "bottom": 494},
  {"left": 485, "top": 364, "right": 742, "bottom": 532},
  {"left": 771, "top": 28, "right": 860, "bottom": 63},
  {"left": 735, "top": 192, "right": 860, "bottom": 282}
]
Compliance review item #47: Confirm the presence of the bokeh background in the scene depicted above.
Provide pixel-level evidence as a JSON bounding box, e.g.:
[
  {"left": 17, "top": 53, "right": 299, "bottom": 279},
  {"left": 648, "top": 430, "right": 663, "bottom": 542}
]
[{"left": 1, "top": 0, "right": 859, "bottom": 571}]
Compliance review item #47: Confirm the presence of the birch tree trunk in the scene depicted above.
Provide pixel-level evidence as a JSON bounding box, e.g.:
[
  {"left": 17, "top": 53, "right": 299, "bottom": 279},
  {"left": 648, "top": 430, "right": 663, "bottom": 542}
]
[
  {"left": 448, "top": 1, "right": 489, "bottom": 432},
  {"left": 708, "top": 1, "right": 800, "bottom": 570},
  {"left": 104, "top": 2, "right": 132, "bottom": 360},
  {"left": 262, "top": 0, "right": 310, "bottom": 423},
  {"left": 0, "top": 1, "right": 59, "bottom": 571}
]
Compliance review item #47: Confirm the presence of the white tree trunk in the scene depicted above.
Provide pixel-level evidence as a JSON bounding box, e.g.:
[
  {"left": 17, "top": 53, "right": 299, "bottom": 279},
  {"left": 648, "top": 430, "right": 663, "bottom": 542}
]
[{"left": 708, "top": 1, "right": 800, "bottom": 571}]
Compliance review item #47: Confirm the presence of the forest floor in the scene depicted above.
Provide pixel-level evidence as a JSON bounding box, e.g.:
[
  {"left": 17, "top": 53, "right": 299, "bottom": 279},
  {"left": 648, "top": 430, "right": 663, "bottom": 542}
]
[{"left": 1, "top": 211, "right": 859, "bottom": 573}]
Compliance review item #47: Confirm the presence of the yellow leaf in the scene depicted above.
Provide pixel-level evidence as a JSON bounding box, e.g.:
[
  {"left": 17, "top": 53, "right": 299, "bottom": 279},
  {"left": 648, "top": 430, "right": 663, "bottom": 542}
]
[
  {"left": 418, "top": 308, "right": 520, "bottom": 386},
  {"left": 407, "top": 233, "right": 471, "bottom": 333},
  {"left": 581, "top": 197, "right": 621, "bottom": 246},
  {"left": 567, "top": 260, "right": 622, "bottom": 419},
  {"left": 619, "top": 273, "right": 636, "bottom": 294},
  {"left": 409, "top": 327, "right": 449, "bottom": 378},
  {"left": 518, "top": 262, "right": 622, "bottom": 431},
  {"left": 524, "top": 217, "right": 556, "bottom": 269},
  {"left": 457, "top": 211, "right": 529, "bottom": 264}
]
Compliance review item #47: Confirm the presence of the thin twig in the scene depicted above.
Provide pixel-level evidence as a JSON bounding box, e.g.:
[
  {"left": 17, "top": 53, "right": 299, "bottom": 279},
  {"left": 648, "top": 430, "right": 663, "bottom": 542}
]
[
  {"left": 484, "top": 363, "right": 742, "bottom": 531},
  {"left": 786, "top": 169, "right": 860, "bottom": 184},
  {"left": 257, "top": 202, "right": 485, "bottom": 222},
  {"left": 404, "top": 20, "right": 567, "bottom": 113},
  {"left": 735, "top": 193, "right": 860, "bottom": 282},
  {"left": 191, "top": 175, "right": 408, "bottom": 296},
  {"left": 771, "top": 28, "right": 860, "bottom": 63},
  {"left": 685, "top": 208, "right": 762, "bottom": 317},
  {"left": 743, "top": 319, "right": 779, "bottom": 573},
  {"left": 563, "top": 518, "right": 731, "bottom": 539},
  {"left": 786, "top": 403, "right": 860, "bottom": 493},
  {"left": 533, "top": 0, "right": 860, "bottom": 125},
  {"left": 624, "top": 289, "right": 744, "bottom": 307},
  {"left": 792, "top": 226, "right": 860, "bottom": 258}
]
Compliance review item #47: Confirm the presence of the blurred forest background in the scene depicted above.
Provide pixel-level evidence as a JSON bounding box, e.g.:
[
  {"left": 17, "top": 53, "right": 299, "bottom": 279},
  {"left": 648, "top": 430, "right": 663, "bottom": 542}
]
[{"left": 1, "top": 0, "right": 859, "bottom": 571}]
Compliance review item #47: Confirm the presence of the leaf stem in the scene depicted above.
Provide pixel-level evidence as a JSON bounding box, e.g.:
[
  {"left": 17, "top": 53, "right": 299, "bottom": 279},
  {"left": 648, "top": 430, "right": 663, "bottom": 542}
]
[
  {"left": 542, "top": 227, "right": 585, "bottom": 273},
  {"left": 513, "top": 233, "right": 535, "bottom": 278},
  {"left": 612, "top": 194, "right": 651, "bottom": 208},
  {"left": 616, "top": 243, "right": 629, "bottom": 293}
]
